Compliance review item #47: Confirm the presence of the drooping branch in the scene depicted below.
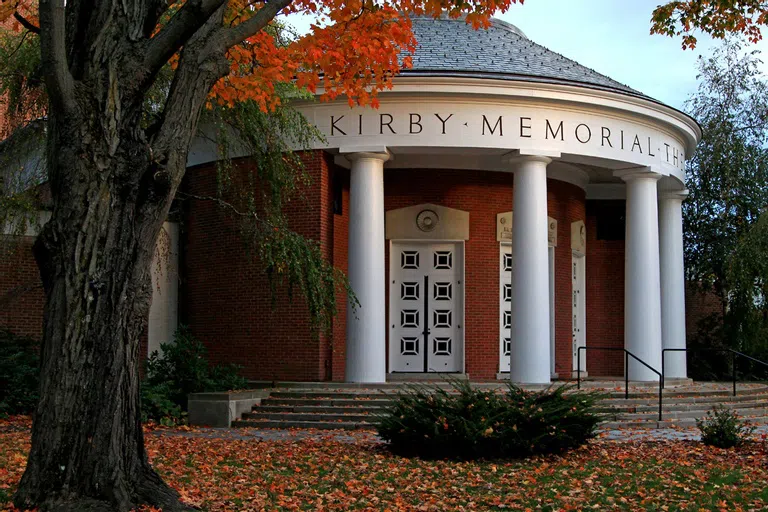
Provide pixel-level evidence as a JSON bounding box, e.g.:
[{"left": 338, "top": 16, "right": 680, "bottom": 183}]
[
  {"left": 39, "top": 0, "right": 75, "bottom": 112},
  {"left": 13, "top": 12, "right": 39, "bottom": 34}
]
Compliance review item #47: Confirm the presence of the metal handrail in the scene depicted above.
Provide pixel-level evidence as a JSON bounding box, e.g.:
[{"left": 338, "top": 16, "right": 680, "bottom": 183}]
[
  {"left": 662, "top": 347, "right": 768, "bottom": 397},
  {"left": 576, "top": 346, "right": 663, "bottom": 421}
]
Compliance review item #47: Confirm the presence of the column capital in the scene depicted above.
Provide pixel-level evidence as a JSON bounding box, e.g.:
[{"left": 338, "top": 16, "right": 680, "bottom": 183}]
[
  {"left": 659, "top": 189, "right": 689, "bottom": 201},
  {"left": 614, "top": 167, "right": 662, "bottom": 182},
  {"left": 339, "top": 146, "right": 391, "bottom": 163},
  {"left": 504, "top": 149, "right": 560, "bottom": 167}
]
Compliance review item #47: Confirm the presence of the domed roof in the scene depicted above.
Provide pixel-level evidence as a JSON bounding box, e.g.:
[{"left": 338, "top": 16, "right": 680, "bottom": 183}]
[{"left": 403, "top": 16, "right": 646, "bottom": 99}]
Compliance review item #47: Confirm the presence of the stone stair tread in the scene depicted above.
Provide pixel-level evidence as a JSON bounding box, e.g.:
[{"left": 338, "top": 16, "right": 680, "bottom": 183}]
[
  {"left": 603, "top": 399, "right": 768, "bottom": 413},
  {"left": 616, "top": 407, "right": 768, "bottom": 420},
  {"left": 243, "top": 412, "right": 380, "bottom": 422},
  {"left": 262, "top": 399, "right": 394, "bottom": 408},
  {"left": 233, "top": 382, "right": 768, "bottom": 431},
  {"left": 232, "top": 419, "right": 374, "bottom": 430},
  {"left": 256, "top": 405, "right": 386, "bottom": 413},
  {"left": 602, "top": 393, "right": 768, "bottom": 406}
]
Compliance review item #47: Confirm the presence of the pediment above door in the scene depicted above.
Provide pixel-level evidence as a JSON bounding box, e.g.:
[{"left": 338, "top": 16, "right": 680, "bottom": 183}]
[{"left": 385, "top": 203, "right": 469, "bottom": 240}]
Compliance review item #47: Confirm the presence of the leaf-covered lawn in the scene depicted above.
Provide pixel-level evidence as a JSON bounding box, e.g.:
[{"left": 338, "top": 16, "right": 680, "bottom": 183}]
[{"left": 2, "top": 417, "right": 768, "bottom": 511}]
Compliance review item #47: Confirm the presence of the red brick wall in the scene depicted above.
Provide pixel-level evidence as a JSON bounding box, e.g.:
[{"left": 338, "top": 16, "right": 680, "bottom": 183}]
[
  {"left": 181, "top": 152, "right": 338, "bottom": 381},
  {"left": 0, "top": 238, "right": 44, "bottom": 339},
  {"left": 685, "top": 283, "right": 723, "bottom": 342},
  {"left": 372, "top": 169, "right": 587, "bottom": 381},
  {"left": 1, "top": 155, "right": 630, "bottom": 383},
  {"left": 0, "top": 237, "right": 152, "bottom": 363},
  {"left": 331, "top": 169, "right": 349, "bottom": 381},
  {"left": 585, "top": 200, "right": 625, "bottom": 377}
]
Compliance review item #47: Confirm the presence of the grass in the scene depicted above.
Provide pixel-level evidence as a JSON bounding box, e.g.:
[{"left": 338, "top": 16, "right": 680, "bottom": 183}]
[{"left": 1, "top": 416, "right": 767, "bottom": 511}]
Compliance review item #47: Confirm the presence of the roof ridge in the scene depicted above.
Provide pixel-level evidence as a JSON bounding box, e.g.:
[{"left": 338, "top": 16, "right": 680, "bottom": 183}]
[{"left": 410, "top": 14, "right": 528, "bottom": 39}]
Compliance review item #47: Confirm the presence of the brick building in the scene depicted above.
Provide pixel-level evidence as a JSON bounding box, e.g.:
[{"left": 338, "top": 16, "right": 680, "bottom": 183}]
[{"left": 1, "top": 16, "right": 701, "bottom": 384}]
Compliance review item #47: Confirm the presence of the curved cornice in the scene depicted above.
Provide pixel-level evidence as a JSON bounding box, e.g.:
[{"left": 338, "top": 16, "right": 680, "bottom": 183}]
[{"left": 303, "top": 75, "right": 701, "bottom": 156}]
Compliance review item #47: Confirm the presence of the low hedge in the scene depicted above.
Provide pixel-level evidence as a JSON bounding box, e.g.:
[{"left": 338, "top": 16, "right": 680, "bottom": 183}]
[{"left": 377, "top": 380, "right": 607, "bottom": 460}]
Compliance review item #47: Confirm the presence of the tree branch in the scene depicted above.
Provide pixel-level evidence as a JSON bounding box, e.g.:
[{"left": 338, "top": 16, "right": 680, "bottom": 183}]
[
  {"left": 177, "top": 191, "right": 267, "bottom": 224},
  {"left": 143, "top": 0, "right": 172, "bottom": 39},
  {"left": 212, "top": 0, "right": 293, "bottom": 51},
  {"left": 14, "top": 12, "right": 39, "bottom": 34},
  {"left": 39, "top": 0, "right": 75, "bottom": 112},
  {"left": 142, "top": 0, "right": 227, "bottom": 77}
]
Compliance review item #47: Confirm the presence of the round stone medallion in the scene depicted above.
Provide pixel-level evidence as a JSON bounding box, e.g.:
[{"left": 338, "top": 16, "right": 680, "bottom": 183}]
[{"left": 416, "top": 209, "right": 439, "bottom": 232}]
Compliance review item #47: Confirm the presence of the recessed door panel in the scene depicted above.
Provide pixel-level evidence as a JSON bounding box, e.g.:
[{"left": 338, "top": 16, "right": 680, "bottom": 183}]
[
  {"left": 390, "top": 242, "right": 464, "bottom": 373},
  {"left": 499, "top": 244, "right": 512, "bottom": 372}
]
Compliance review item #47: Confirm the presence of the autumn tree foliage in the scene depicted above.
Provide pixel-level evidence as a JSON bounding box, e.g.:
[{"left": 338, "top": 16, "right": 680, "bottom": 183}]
[
  {"left": 0, "top": 0, "right": 519, "bottom": 510},
  {"left": 651, "top": 0, "right": 768, "bottom": 48}
]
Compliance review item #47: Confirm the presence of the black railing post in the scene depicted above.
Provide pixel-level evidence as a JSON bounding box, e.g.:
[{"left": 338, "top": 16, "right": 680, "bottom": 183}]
[
  {"left": 658, "top": 377, "right": 663, "bottom": 422},
  {"left": 625, "top": 351, "right": 629, "bottom": 400},
  {"left": 661, "top": 349, "right": 666, "bottom": 391},
  {"left": 732, "top": 351, "right": 737, "bottom": 397},
  {"left": 577, "top": 347, "right": 581, "bottom": 390}
]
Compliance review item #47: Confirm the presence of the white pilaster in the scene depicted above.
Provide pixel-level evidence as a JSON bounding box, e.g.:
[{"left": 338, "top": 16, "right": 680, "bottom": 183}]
[
  {"left": 616, "top": 168, "right": 663, "bottom": 381},
  {"left": 510, "top": 155, "right": 552, "bottom": 384},
  {"left": 345, "top": 151, "right": 389, "bottom": 383},
  {"left": 659, "top": 189, "right": 689, "bottom": 379}
]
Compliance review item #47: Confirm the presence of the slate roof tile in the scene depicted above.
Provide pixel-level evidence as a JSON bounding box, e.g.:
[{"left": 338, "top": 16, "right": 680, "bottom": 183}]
[{"left": 403, "top": 16, "right": 648, "bottom": 99}]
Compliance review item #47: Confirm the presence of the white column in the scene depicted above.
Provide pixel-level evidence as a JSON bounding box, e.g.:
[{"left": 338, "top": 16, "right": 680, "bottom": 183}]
[
  {"left": 148, "top": 221, "right": 180, "bottom": 356},
  {"left": 659, "top": 189, "right": 689, "bottom": 379},
  {"left": 510, "top": 156, "right": 552, "bottom": 384},
  {"left": 345, "top": 151, "right": 389, "bottom": 383},
  {"left": 616, "top": 169, "right": 663, "bottom": 381}
]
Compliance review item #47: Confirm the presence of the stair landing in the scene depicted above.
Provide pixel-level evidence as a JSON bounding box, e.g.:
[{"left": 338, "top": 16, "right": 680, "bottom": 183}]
[{"left": 231, "top": 381, "right": 768, "bottom": 431}]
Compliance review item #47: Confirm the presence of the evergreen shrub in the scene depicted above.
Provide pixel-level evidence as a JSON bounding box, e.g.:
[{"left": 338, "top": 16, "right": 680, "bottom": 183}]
[
  {"left": 142, "top": 326, "right": 248, "bottom": 424},
  {"left": 0, "top": 329, "right": 39, "bottom": 417},
  {"left": 377, "top": 379, "right": 606, "bottom": 460},
  {"left": 696, "top": 405, "right": 756, "bottom": 448}
]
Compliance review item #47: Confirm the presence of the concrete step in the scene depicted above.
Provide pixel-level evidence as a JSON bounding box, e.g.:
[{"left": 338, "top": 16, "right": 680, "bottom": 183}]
[
  {"left": 256, "top": 404, "right": 387, "bottom": 414},
  {"left": 267, "top": 391, "right": 393, "bottom": 400},
  {"left": 603, "top": 398, "right": 768, "bottom": 413},
  {"left": 235, "top": 382, "right": 768, "bottom": 431},
  {"left": 615, "top": 406, "right": 768, "bottom": 421},
  {"left": 243, "top": 411, "right": 379, "bottom": 422},
  {"left": 232, "top": 419, "right": 373, "bottom": 430},
  {"left": 260, "top": 394, "right": 768, "bottom": 410},
  {"left": 265, "top": 384, "right": 768, "bottom": 401},
  {"left": 600, "top": 393, "right": 768, "bottom": 407},
  {"left": 601, "top": 415, "right": 768, "bottom": 429},
  {"left": 233, "top": 416, "right": 768, "bottom": 431},
  {"left": 261, "top": 398, "right": 395, "bottom": 408}
]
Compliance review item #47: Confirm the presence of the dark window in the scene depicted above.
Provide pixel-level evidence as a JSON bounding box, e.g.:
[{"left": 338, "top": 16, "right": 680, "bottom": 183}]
[
  {"left": 589, "top": 200, "right": 625, "bottom": 241},
  {"left": 332, "top": 178, "right": 343, "bottom": 215}
]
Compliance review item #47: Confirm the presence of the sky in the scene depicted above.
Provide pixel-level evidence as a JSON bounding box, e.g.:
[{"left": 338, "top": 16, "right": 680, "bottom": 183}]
[{"left": 284, "top": 0, "right": 768, "bottom": 111}]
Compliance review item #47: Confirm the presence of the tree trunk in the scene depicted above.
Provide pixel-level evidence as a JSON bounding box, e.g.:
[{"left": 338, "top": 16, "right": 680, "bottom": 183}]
[
  {"left": 11, "top": 2, "right": 237, "bottom": 509},
  {"left": 13, "top": 102, "right": 188, "bottom": 511}
]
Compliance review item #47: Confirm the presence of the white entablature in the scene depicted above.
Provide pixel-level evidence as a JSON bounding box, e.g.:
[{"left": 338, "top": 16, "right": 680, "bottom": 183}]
[{"left": 293, "top": 77, "right": 700, "bottom": 186}]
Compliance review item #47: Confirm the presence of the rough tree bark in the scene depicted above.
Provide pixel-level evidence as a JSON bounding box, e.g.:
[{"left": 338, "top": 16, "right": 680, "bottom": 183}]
[{"left": 12, "top": 0, "right": 290, "bottom": 510}]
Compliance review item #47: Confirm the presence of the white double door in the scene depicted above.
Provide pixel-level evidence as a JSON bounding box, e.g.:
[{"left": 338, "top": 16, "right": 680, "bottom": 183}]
[
  {"left": 389, "top": 241, "right": 464, "bottom": 373},
  {"left": 572, "top": 253, "right": 586, "bottom": 372},
  {"left": 499, "top": 244, "right": 556, "bottom": 374}
]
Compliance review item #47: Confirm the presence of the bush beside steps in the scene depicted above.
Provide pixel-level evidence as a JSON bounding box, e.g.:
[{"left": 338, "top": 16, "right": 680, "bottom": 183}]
[
  {"left": 376, "top": 379, "right": 607, "bottom": 460},
  {"left": 142, "top": 326, "right": 248, "bottom": 425},
  {"left": 696, "top": 405, "right": 756, "bottom": 448}
]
